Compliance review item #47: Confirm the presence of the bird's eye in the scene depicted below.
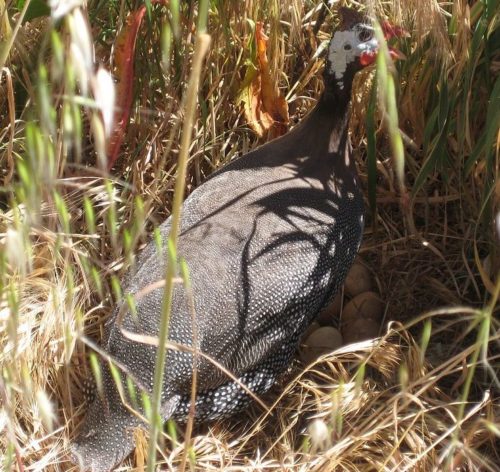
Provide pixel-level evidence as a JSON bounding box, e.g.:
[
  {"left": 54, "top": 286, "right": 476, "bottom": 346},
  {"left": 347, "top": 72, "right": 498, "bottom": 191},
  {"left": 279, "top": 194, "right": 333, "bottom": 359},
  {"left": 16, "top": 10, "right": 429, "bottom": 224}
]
[
  {"left": 344, "top": 43, "right": 352, "bottom": 51},
  {"left": 358, "top": 29, "right": 373, "bottom": 42}
]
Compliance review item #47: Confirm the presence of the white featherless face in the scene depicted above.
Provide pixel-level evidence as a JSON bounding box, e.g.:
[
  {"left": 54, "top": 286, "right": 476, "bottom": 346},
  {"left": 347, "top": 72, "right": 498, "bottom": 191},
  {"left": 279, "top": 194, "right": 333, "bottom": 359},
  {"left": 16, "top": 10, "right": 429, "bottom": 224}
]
[{"left": 327, "top": 23, "right": 378, "bottom": 89}]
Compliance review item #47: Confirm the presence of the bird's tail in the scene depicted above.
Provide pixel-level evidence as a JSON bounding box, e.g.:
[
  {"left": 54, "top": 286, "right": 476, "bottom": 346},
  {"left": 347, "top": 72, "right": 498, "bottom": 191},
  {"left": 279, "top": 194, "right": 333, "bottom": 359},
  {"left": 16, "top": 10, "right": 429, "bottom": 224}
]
[
  {"left": 71, "top": 371, "right": 182, "bottom": 472},
  {"left": 71, "top": 392, "right": 141, "bottom": 472}
]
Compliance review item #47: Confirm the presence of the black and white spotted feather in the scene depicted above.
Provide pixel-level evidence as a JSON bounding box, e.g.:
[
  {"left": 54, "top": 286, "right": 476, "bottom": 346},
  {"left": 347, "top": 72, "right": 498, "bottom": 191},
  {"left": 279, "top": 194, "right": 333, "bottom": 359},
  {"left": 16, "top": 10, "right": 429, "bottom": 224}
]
[{"left": 72, "top": 8, "right": 374, "bottom": 471}]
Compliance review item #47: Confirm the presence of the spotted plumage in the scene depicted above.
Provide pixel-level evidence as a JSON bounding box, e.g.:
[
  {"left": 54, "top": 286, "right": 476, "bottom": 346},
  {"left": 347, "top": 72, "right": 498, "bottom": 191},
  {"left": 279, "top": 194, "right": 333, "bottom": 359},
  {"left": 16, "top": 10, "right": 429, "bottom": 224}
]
[{"left": 72, "top": 7, "right": 393, "bottom": 472}]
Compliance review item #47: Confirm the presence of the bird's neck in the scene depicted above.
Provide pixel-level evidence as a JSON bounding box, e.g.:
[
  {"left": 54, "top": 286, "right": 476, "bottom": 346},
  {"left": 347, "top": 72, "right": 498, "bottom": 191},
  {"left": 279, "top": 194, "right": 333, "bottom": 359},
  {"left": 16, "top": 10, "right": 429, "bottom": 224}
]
[
  {"left": 322, "top": 72, "right": 355, "bottom": 107},
  {"left": 256, "top": 78, "right": 355, "bottom": 175},
  {"left": 302, "top": 81, "right": 352, "bottom": 156},
  {"left": 277, "top": 85, "right": 354, "bottom": 183}
]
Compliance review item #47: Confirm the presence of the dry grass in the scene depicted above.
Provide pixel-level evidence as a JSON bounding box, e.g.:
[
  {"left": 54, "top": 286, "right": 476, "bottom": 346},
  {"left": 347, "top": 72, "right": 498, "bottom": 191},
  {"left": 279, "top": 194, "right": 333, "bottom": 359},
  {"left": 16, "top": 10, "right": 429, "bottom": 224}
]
[{"left": 0, "top": 0, "right": 498, "bottom": 470}]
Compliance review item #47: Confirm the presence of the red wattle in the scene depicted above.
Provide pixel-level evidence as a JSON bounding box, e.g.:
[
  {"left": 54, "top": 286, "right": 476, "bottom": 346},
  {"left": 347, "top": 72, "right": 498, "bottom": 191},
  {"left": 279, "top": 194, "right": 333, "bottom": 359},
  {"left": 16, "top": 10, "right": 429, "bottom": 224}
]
[{"left": 360, "top": 51, "right": 377, "bottom": 66}]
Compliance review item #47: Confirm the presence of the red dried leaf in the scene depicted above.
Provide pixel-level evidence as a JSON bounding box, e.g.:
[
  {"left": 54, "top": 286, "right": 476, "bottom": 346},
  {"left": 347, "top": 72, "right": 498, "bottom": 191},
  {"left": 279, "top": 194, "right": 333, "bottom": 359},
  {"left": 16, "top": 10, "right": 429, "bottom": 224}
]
[{"left": 107, "top": 0, "right": 167, "bottom": 170}]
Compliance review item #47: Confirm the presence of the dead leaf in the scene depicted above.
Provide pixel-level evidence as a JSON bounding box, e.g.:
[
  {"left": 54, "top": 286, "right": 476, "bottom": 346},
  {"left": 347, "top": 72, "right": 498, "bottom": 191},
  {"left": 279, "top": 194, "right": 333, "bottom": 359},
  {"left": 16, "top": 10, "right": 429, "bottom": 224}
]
[
  {"left": 107, "top": 0, "right": 167, "bottom": 170},
  {"left": 239, "top": 23, "right": 289, "bottom": 139}
]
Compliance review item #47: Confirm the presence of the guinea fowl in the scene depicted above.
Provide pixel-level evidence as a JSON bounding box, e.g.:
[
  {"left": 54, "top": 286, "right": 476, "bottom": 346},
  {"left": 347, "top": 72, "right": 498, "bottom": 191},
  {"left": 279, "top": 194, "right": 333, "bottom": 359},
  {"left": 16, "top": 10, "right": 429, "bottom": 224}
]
[{"left": 72, "top": 7, "right": 404, "bottom": 472}]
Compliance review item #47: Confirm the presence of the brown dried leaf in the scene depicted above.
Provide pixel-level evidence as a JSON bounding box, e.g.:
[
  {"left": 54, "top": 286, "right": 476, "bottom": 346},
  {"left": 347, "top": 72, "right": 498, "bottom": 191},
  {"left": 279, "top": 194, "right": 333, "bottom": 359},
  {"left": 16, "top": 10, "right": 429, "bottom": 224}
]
[{"left": 239, "top": 23, "right": 289, "bottom": 139}]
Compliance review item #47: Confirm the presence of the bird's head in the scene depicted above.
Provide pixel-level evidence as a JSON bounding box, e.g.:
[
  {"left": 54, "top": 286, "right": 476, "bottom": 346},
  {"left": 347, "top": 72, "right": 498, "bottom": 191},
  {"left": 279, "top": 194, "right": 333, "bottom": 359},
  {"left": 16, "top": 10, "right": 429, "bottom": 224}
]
[{"left": 325, "top": 7, "right": 407, "bottom": 92}]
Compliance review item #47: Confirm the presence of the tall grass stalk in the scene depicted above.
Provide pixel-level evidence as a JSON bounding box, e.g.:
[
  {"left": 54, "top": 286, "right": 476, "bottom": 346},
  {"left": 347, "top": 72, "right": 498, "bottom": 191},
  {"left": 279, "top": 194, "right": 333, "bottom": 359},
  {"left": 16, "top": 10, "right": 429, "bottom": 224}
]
[
  {"left": 178, "top": 259, "right": 198, "bottom": 472},
  {"left": 373, "top": 19, "right": 416, "bottom": 235},
  {"left": 146, "top": 32, "right": 211, "bottom": 471},
  {"left": 0, "top": 0, "right": 29, "bottom": 71}
]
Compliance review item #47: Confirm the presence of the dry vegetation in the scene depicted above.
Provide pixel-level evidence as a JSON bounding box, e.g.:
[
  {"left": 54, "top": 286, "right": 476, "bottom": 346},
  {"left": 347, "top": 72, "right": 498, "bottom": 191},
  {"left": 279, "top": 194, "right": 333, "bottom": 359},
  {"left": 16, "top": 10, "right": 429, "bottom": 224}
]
[{"left": 0, "top": 0, "right": 499, "bottom": 470}]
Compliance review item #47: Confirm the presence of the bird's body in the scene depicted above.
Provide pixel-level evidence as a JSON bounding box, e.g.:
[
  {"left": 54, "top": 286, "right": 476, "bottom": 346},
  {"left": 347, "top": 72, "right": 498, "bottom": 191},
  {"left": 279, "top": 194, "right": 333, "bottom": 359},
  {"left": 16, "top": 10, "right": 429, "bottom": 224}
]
[
  {"left": 122, "top": 96, "right": 363, "bottom": 422},
  {"left": 73, "top": 7, "right": 403, "bottom": 471}
]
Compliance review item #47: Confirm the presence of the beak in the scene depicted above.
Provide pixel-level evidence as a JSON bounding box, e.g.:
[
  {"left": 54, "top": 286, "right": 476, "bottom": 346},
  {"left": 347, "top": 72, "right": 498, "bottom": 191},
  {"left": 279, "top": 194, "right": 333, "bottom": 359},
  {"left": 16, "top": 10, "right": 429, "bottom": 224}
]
[{"left": 381, "top": 20, "right": 409, "bottom": 61}]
